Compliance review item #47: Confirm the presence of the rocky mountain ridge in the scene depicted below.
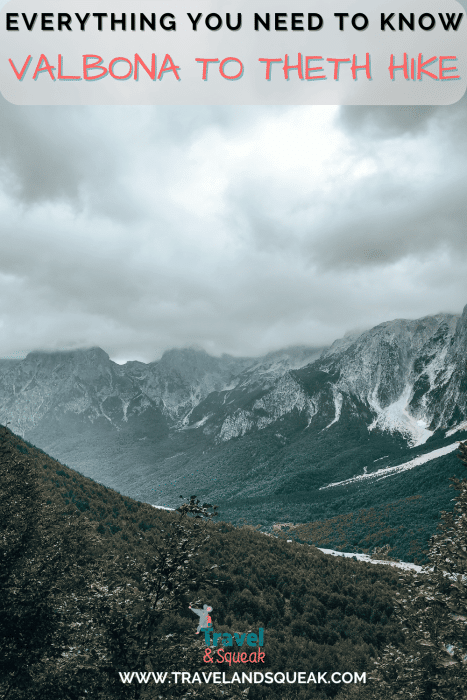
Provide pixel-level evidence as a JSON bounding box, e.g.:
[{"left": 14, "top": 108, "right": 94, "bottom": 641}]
[
  {"left": 1, "top": 306, "right": 466, "bottom": 523},
  {"left": 0, "top": 344, "right": 324, "bottom": 440},
  {"left": 185, "top": 309, "right": 465, "bottom": 449}
]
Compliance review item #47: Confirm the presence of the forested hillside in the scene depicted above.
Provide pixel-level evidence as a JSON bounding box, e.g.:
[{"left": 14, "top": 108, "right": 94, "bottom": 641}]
[{"left": 1, "top": 424, "right": 407, "bottom": 700}]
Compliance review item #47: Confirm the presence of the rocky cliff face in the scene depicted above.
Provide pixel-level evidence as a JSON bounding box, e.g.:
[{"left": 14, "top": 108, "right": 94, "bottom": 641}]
[
  {"left": 421, "top": 305, "right": 467, "bottom": 433},
  {"left": 318, "top": 312, "right": 461, "bottom": 445},
  {"left": 184, "top": 310, "right": 464, "bottom": 449}
]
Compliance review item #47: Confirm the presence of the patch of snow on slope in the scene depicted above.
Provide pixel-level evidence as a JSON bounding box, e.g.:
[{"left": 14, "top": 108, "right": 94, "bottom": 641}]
[
  {"left": 446, "top": 421, "right": 467, "bottom": 437},
  {"left": 320, "top": 442, "right": 460, "bottom": 490},
  {"left": 184, "top": 413, "right": 213, "bottom": 430},
  {"left": 368, "top": 384, "right": 433, "bottom": 447},
  {"left": 122, "top": 398, "right": 130, "bottom": 421},
  {"left": 424, "top": 345, "right": 456, "bottom": 394},
  {"left": 323, "top": 390, "right": 343, "bottom": 431}
]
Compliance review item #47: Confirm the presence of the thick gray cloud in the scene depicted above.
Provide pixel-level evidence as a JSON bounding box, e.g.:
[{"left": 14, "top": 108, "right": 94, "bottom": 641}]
[
  {"left": 0, "top": 100, "right": 116, "bottom": 204},
  {"left": 0, "top": 96, "right": 466, "bottom": 362}
]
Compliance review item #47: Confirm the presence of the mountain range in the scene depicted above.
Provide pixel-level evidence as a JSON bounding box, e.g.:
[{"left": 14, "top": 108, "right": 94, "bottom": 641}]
[{"left": 2, "top": 305, "right": 467, "bottom": 560}]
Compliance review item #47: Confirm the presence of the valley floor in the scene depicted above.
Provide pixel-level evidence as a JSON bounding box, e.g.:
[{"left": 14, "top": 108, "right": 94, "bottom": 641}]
[{"left": 317, "top": 547, "right": 422, "bottom": 572}]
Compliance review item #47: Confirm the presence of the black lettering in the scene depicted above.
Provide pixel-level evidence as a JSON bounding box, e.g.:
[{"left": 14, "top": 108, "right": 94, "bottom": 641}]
[
  {"left": 308, "top": 13, "right": 323, "bottom": 30},
  {"left": 93, "top": 13, "right": 107, "bottom": 30},
  {"left": 41, "top": 13, "right": 53, "bottom": 30},
  {"left": 352, "top": 14, "right": 368, "bottom": 30},
  {"left": 275, "top": 13, "right": 287, "bottom": 31},
  {"left": 226, "top": 13, "right": 241, "bottom": 31},
  {"left": 75, "top": 13, "right": 90, "bottom": 30},
  {"left": 6, "top": 13, "right": 19, "bottom": 30},
  {"left": 205, "top": 13, "right": 222, "bottom": 30},
  {"left": 438, "top": 12, "right": 463, "bottom": 30},
  {"left": 399, "top": 13, "right": 414, "bottom": 30},
  {"left": 140, "top": 13, "right": 156, "bottom": 30},
  {"left": 291, "top": 13, "right": 304, "bottom": 31},
  {"left": 419, "top": 13, "right": 435, "bottom": 30},
  {"left": 187, "top": 12, "right": 202, "bottom": 30},
  {"left": 160, "top": 13, "right": 176, "bottom": 30},
  {"left": 381, "top": 13, "right": 395, "bottom": 30},
  {"left": 58, "top": 13, "right": 72, "bottom": 31},
  {"left": 334, "top": 13, "right": 349, "bottom": 30},
  {"left": 111, "top": 13, "right": 126, "bottom": 31},
  {"left": 255, "top": 13, "right": 270, "bottom": 31},
  {"left": 21, "top": 13, "right": 38, "bottom": 31}
]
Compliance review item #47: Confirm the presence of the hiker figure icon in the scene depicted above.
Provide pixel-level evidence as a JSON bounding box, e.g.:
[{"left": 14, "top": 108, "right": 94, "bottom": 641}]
[{"left": 189, "top": 603, "right": 213, "bottom": 634}]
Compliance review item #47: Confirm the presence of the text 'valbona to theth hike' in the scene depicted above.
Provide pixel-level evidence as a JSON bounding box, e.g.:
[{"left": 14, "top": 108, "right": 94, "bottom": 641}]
[{"left": 0, "top": 0, "right": 466, "bottom": 104}]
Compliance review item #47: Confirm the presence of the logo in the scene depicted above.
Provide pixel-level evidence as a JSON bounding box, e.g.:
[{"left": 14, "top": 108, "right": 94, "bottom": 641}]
[
  {"left": 189, "top": 603, "right": 213, "bottom": 636},
  {"left": 190, "top": 602, "right": 265, "bottom": 665}
]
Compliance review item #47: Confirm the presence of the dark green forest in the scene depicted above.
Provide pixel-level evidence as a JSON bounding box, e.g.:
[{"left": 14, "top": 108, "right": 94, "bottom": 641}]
[
  {"left": 218, "top": 431, "right": 467, "bottom": 564},
  {"left": 2, "top": 424, "right": 466, "bottom": 699}
]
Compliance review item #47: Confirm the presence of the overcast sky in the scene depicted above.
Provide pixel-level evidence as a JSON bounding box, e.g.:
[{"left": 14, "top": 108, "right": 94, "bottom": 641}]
[{"left": 1, "top": 94, "right": 467, "bottom": 362}]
